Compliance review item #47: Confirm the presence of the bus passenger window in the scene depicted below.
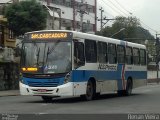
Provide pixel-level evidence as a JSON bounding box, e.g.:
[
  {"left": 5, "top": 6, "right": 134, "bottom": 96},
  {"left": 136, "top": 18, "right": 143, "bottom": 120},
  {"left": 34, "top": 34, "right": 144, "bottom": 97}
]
[
  {"left": 140, "top": 49, "right": 146, "bottom": 65},
  {"left": 74, "top": 42, "right": 85, "bottom": 68},
  {"left": 126, "top": 47, "right": 133, "bottom": 65},
  {"left": 108, "top": 43, "right": 117, "bottom": 64},
  {"left": 97, "top": 42, "right": 107, "bottom": 63},
  {"left": 85, "top": 39, "right": 97, "bottom": 63},
  {"left": 133, "top": 48, "right": 140, "bottom": 65},
  {"left": 117, "top": 45, "right": 125, "bottom": 64}
]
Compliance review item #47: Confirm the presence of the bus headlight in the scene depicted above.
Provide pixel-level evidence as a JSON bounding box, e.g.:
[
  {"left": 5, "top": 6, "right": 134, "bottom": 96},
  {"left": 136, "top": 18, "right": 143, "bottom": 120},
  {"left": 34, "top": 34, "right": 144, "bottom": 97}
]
[{"left": 64, "top": 73, "right": 71, "bottom": 84}]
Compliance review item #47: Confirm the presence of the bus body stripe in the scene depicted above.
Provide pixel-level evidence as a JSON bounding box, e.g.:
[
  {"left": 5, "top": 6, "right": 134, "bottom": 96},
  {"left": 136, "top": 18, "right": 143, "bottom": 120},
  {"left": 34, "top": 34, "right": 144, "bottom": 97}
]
[{"left": 121, "top": 65, "right": 126, "bottom": 90}]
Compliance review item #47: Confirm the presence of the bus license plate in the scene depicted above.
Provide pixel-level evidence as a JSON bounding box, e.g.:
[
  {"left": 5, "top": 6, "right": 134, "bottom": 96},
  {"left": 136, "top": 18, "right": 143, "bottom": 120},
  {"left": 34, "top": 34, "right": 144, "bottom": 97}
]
[{"left": 37, "top": 89, "right": 47, "bottom": 92}]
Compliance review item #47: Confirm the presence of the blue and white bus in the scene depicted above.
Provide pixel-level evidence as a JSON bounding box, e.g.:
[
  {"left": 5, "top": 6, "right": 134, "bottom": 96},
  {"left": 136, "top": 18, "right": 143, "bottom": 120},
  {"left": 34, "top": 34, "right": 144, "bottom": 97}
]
[{"left": 20, "top": 30, "right": 147, "bottom": 101}]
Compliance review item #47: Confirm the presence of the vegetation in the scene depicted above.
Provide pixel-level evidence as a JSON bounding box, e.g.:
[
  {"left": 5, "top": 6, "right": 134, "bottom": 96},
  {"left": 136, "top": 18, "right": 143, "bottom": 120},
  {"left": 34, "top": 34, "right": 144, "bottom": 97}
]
[
  {"left": 96, "top": 16, "right": 156, "bottom": 64},
  {"left": 96, "top": 16, "right": 155, "bottom": 44},
  {"left": 5, "top": 0, "right": 47, "bottom": 36}
]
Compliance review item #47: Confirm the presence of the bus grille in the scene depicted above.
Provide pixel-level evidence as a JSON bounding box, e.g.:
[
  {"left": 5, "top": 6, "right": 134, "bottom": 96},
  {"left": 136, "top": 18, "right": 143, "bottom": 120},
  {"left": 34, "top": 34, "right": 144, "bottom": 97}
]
[{"left": 28, "top": 81, "right": 59, "bottom": 87}]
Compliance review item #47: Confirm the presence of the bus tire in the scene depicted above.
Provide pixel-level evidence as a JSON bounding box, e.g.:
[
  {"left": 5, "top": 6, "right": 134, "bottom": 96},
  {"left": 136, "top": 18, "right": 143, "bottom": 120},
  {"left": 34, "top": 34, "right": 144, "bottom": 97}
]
[
  {"left": 84, "top": 80, "right": 95, "bottom": 101},
  {"left": 125, "top": 78, "right": 133, "bottom": 96},
  {"left": 41, "top": 96, "right": 52, "bottom": 102},
  {"left": 117, "top": 90, "right": 124, "bottom": 96}
]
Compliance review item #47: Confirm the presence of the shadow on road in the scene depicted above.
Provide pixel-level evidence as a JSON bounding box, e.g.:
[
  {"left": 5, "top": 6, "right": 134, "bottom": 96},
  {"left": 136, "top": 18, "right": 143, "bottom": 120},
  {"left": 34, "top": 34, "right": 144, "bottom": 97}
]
[{"left": 23, "top": 93, "right": 141, "bottom": 104}]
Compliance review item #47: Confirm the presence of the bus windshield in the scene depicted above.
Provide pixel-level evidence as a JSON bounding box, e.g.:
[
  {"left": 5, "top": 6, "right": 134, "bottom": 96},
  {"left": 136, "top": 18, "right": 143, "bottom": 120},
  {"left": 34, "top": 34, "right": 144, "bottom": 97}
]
[{"left": 21, "top": 41, "right": 72, "bottom": 74}]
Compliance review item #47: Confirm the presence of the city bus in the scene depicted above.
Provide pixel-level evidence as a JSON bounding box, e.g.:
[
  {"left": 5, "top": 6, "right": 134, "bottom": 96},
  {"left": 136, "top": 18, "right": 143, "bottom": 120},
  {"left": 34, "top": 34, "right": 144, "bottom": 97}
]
[{"left": 19, "top": 30, "right": 147, "bottom": 101}]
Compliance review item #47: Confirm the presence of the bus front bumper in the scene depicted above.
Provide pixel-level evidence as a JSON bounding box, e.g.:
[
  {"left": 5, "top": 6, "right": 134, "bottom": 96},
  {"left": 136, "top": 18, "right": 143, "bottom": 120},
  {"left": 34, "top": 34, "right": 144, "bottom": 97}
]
[{"left": 19, "top": 82, "right": 74, "bottom": 97}]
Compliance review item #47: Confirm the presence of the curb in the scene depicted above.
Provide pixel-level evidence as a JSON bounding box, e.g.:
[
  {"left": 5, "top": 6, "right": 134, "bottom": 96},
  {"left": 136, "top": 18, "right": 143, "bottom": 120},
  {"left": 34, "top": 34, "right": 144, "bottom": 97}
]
[{"left": 0, "top": 90, "right": 20, "bottom": 97}]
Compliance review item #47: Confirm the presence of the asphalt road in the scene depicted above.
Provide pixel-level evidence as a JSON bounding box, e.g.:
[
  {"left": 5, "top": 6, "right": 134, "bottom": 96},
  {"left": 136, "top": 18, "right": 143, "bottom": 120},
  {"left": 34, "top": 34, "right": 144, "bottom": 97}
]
[{"left": 0, "top": 83, "right": 160, "bottom": 120}]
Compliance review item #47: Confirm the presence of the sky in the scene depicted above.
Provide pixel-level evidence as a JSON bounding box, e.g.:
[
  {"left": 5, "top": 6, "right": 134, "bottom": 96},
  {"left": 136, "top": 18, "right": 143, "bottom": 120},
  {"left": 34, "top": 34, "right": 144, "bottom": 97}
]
[{"left": 97, "top": 0, "right": 160, "bottom": 37}]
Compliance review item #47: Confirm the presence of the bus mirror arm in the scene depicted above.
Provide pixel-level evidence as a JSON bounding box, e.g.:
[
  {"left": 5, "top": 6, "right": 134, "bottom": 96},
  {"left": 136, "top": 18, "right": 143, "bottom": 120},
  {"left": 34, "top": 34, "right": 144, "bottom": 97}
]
[
  {"left": 77, "top": 60, "right": 85, "bottom": 66},
  {"left": 74, "top": 56, "right": 85, "bottom": 67}
]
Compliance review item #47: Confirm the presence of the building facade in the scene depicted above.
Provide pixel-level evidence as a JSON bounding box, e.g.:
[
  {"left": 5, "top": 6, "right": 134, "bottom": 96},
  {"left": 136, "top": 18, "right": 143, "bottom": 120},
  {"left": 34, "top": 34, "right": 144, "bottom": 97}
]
[
  {"left": 0, "top": 0, "right": 16, "bottom": 48},
  {"left": 40, "top": 0, "right": 97, "bottom": 33}
]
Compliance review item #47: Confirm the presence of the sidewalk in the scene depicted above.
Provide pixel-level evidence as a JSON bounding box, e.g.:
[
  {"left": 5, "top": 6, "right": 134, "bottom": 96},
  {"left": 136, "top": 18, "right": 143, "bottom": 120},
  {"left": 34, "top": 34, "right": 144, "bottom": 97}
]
[{"left": 0, "top": 90, "right": 20, "bottom": 97}]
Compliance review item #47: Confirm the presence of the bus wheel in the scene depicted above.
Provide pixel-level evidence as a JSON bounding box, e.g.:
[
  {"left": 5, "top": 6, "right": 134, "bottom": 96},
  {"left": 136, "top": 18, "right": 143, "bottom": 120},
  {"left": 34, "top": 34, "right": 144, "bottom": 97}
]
[
  {"left": 117, "top": 90, "right": 124, "bottom": 96},
  {"left": 41, "top": 96, "right": 52, "bottom": 102},
  {"left": 85, "top": 80, "right": 95, "bottom": 101},
  {"left": 125, "top": 78, "right": 133, "bottom": 96}
]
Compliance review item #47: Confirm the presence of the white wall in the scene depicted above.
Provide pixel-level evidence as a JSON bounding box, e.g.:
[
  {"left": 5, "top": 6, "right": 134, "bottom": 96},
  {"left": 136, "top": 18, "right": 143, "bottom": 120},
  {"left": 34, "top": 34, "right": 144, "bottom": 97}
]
[
  {"left": 147, "top": 71, "right": 160, "bottom": 79},
  {"left": 53, "top": 5, "right": 73, "bottom": 20},
  {"left": 75, "top": 12, "right": 95, "bottom": 24},
  {"left": 75, "top": 0, "right": 95, "bottom": 6},
  {"left": 42, "top": 0, "right": 96, "bottom": 31},
  {"left": 42, "top": 2, "right": 73, "bottom": 20}
]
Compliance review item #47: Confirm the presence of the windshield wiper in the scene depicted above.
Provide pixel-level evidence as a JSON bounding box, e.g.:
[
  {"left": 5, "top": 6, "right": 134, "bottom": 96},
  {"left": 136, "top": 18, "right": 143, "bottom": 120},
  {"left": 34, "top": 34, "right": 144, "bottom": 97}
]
[
  {"left": 36, "top": 47, "right": 40, "bottom": 66},
  {"left": 46, "top": 46, "right": 55, "bottom": 63},
  {"left": 46, "top": 41, "right": 60, "bottom": 63}
]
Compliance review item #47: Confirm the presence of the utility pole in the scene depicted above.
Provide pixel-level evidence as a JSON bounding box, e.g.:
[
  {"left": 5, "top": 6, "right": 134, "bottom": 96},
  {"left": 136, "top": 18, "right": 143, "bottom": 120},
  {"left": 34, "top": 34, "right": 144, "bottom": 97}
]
[
  {"left": 73, "top": 0, "right": 76, "bottom": 31},
  {"left": 98, "top": 7, "right": 115, "bottom": 31},
  {"left": 77, "top": 0, "right": 88, "bottom": 32},
  {"left": 99, "top": 7, "right": 104, "bottom": 30}
]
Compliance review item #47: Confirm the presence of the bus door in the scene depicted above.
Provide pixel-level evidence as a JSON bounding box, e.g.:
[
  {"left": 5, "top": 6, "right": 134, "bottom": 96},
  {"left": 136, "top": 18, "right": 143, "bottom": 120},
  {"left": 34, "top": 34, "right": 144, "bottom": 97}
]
[{"left": 73, "top": 40, "right": 85, "bottom": 95}]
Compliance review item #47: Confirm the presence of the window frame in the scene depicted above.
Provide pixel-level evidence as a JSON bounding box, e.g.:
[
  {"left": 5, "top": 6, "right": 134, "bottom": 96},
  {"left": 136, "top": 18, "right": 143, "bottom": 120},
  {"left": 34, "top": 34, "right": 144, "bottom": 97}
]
[
  {"left": 85, "top": 39, "right": 97, "bottom": 63},
  {"left": 97, "top": 41, "right": 108, "bottom": 63},
  {"left": 133, "top": 47, "right": 140, "bottom": 65},
  {"left": 125, "top": 46, "right": 133, "bottom": 65},
  {"left": 108, "top": 43, "right": 117, "bottom": 64},
  {"left": 140, "top": 49, "right": 146, "bottom": 65},
  {"left": 117, "top": 45, "right": 125, "bottom": 64}
]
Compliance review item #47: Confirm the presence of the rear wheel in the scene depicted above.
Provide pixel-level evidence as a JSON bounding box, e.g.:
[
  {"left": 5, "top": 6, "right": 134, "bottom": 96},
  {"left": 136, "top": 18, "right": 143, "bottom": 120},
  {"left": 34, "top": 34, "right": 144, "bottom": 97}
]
[
  {"left": 117, "top": 90, "right": 124, "bottom": 96},
  {"left": 125, "top": 78, "right": 133, "bottom": 96},
  {"left": 41, "top": 96, "right": 52, "bottom": 102},
  {"left": 117, "top": 78, "right": 133, "bottom": 96}
]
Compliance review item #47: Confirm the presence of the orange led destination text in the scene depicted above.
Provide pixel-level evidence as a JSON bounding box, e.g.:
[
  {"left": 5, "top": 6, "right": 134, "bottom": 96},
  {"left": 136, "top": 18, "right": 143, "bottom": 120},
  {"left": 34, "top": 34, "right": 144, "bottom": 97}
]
[
  {"left": 31, "top": 33, "right": 67, "bottom": 39},
  {"left": 22, "top": 67, "right": 38, "bottom": 72}
]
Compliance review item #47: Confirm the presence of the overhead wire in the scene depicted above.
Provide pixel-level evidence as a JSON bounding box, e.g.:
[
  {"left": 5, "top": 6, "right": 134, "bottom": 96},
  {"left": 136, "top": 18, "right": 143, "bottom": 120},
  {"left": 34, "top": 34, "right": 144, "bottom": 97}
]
[
  {"left": 100, "top": 0, "right": 157, "bottom": 34},
  {"left": 113, "top": 0, "right": 133, "bottom": 15},
  {"left": 112, "top": 0, "right": 157, "bottom": 33},
  {"left": 103, "top": 11, "right": 115, "bottom": 18},
  {"left": 106, "top": 0, "right": 129, "bottom": 16},
  {"left": 100, "top": 0, "right": 125, "bottom": 17},
  {"left": 139, "top": 20, "right": 157, "bottom": 33}
]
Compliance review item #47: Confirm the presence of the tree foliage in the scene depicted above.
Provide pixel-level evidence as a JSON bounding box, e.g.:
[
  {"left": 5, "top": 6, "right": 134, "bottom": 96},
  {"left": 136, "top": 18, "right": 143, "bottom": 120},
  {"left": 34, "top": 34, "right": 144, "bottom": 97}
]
[
  {"left": 96, "top": 16, "right": 154, "bottom": 44},
  {"left": 5, "top": 0, "right": 47, "bottom": 36}
]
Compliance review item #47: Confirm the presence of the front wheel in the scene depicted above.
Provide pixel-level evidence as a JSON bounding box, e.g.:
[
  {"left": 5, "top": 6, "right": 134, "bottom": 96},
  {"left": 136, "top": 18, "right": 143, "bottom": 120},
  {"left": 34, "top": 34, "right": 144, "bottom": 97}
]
[{"left": 83, "top": 80, "right": 95, "bottom": 101}]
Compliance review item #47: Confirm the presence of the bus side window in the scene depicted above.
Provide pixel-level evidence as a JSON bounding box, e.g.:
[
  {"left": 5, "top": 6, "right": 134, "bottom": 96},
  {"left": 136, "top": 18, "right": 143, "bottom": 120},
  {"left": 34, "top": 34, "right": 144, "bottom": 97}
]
[
  {"left": 97, "top": 42, "right": 107, "bottom": 63},
  {"left": 85, "top": 39, "right": 97, "bottom": 63},
  {"left": 108, "top": 43, "right": 117, "bottom": 64},
  {"left": 140, "top": 49, "right": 146, "bottom": 65},
  {"left": 74, "top": 42, "right": 85, "bottom": 68},
  {"left": 133, "top": 48, "right": 140, "bottom": 65},
  {"left": 117, "top": 45, "right": 125, "bottom": 64},
  {"left": 126, "top": 46, "right": 133, "bottom": 65}
]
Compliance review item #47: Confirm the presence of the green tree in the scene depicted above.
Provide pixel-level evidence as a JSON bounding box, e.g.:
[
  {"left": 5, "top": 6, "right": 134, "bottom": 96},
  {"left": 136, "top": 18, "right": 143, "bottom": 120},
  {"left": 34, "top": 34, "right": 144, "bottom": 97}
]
[
  {"left": 96, "top": 16, "right": 154, "bottom": 44},
  {"left": 5, "top": 0, "right": 47, "bottom": 36}
]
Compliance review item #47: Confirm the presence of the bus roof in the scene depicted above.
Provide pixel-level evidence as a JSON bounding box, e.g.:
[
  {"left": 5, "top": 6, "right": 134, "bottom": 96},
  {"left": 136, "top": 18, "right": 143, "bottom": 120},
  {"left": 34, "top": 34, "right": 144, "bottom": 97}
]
[{"left": 25, "top": 30, "right": 146, "bottom": 49}]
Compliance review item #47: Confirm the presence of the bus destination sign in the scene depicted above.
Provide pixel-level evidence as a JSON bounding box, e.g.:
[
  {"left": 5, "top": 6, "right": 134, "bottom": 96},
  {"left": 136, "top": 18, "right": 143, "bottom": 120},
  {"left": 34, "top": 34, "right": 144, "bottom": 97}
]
[{"left": 28, "top": 32, "right": 72, "bottom": 40}]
